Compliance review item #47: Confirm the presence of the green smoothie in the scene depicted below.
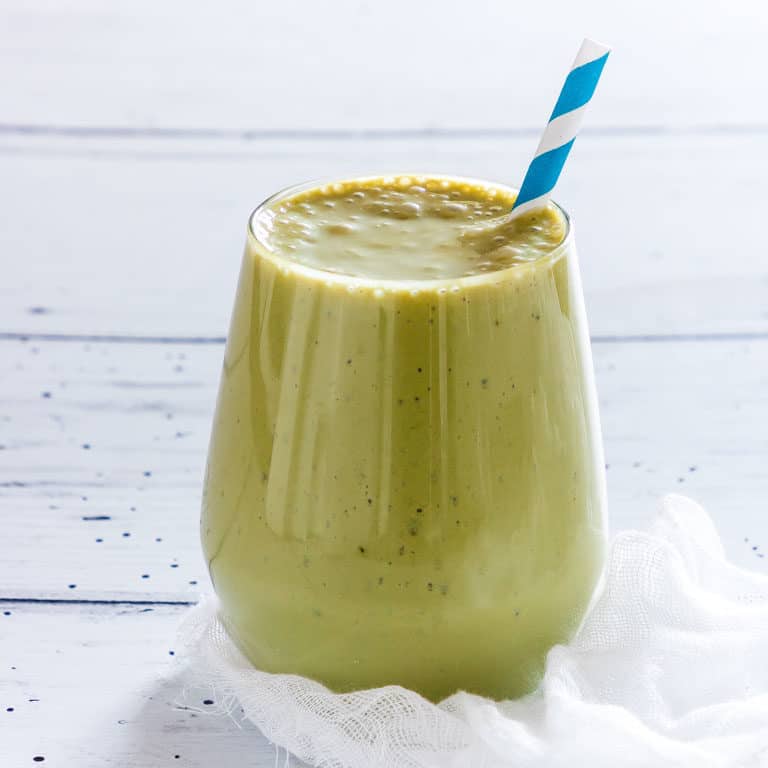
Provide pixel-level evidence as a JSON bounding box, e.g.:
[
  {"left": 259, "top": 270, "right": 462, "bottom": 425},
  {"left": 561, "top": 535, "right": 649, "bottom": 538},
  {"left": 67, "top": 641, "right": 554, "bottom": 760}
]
[{"left": 202, "top": 175, "right": 606, "bottom": 702}]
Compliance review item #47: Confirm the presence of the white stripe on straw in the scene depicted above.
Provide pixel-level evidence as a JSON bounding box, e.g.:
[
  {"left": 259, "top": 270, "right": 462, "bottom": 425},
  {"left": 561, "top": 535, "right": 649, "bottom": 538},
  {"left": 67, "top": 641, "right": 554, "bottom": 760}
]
[{"left": 510, "top": 38, "right": 610, "bottom": 218}]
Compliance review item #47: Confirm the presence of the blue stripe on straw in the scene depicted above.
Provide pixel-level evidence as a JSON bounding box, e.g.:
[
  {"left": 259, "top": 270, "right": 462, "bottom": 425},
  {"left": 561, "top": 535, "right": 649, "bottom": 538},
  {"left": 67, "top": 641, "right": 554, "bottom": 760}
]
[
  {"left": 549, "top": 53, "right": 609, "bottom": 121},
  {"left": 513, "top": 139, "right": 575, "bottom": 209}
]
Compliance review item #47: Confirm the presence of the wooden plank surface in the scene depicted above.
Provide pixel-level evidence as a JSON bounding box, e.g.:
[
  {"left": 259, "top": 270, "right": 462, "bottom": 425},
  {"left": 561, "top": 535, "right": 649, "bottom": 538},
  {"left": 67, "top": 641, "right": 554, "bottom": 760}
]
[
  {"left": 3, "top": 0, "right": 768, "bottom": 131},
  {"left": 2, "top": 336, "right": 766, "bottom": 605},
  {"left": 0, "top": 601, "right": 294, "bottom": 768},
  {"left": 2, "top": 132, "right": 768, "bottom": 338},
  {"left": 3, "top": 2, "right": 768, "bottom": 765}
]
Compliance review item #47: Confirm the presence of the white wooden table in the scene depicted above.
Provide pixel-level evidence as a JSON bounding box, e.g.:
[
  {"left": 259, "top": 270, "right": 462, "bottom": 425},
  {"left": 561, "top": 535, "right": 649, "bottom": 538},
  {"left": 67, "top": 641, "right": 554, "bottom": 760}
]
[{"left": 2, "top": 1, "right": 768, "bottom": 765}]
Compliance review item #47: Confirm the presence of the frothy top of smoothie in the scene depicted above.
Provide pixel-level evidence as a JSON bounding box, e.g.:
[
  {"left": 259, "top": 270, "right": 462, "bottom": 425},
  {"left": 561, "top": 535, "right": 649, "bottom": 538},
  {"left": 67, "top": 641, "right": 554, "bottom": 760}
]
[{"left": 253, "top": 176, "right": 567, "bottom": 281}]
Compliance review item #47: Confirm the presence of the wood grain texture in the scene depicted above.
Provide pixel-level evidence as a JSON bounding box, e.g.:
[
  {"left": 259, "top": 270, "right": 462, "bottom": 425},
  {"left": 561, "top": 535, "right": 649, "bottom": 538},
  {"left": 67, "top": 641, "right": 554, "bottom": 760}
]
[
  {"left": 2, "top": 336, "right": 767, "bottom": 605},
  {"left": 0, "top": 601, "right": 304, "bottom": 767},
  {"left": 2, "top": 132, "right": 768, "bottom": 339},
  {"left": 2, "top": 0, "right": 767, "bottom": 131}
]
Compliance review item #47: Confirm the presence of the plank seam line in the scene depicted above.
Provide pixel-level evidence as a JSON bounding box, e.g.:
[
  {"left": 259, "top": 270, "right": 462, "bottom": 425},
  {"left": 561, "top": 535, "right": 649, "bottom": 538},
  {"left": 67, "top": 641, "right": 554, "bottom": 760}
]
[
  {"left": 0, "top": 597, "right": 196, "bottom": 606},
  {"left": 2, "top": 123, "right": 768, "bottom": 142},
  {"left": 2, "top": 332, "right": 768, "bottom": 345}
]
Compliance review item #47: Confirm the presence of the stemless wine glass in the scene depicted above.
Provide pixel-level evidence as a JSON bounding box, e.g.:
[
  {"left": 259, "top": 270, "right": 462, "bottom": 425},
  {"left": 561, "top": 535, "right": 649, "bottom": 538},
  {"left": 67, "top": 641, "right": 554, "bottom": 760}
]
[{"left": 201, "top": 174, "right": 607, "bottom": 703}]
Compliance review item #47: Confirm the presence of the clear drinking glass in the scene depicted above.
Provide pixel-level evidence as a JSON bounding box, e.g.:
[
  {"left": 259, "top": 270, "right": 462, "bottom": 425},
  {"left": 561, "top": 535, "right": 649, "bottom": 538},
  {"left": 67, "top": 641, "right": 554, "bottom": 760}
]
[{"left": 201, "top": 175, "right": 607, "bottom": 702}]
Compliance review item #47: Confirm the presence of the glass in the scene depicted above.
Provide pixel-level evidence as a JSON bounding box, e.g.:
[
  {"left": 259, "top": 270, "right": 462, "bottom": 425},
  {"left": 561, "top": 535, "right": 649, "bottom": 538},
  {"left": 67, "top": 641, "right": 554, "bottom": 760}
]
[{"left": 201, "top": 175, "right": 607, "bottom": 702}]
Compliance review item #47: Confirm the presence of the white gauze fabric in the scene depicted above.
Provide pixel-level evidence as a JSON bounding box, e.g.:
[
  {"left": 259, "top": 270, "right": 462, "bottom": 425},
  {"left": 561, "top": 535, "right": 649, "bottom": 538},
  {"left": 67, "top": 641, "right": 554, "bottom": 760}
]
[{"left": 177, "top": 495, "right": 768, "bottom": 768}]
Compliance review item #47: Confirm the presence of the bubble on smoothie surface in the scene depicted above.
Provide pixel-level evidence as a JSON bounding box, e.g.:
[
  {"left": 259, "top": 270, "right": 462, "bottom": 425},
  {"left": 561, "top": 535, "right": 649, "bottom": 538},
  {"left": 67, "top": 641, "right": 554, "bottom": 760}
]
[{"left": 255, "top": 177, "right": 566, "bottom": 281}]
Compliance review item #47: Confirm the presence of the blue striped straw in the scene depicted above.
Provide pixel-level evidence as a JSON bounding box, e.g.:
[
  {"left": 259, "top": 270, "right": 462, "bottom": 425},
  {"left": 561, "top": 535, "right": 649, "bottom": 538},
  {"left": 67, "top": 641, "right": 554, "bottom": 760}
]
[{"left": 511, "top": 38, "right": 610, "bottom": 217}]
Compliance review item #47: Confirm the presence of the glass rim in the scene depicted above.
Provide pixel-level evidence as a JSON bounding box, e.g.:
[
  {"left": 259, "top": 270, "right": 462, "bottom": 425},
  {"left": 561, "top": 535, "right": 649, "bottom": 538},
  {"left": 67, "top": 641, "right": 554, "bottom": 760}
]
[{"left": 246, "top": 173, "right": 573, "bottom": 290}]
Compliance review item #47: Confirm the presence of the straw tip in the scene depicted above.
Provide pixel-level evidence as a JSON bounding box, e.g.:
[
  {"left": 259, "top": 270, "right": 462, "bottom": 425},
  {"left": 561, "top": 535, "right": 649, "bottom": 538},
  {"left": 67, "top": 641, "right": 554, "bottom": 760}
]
[{"left": 579, "top": 38, "right": 611, "bottom": 63}]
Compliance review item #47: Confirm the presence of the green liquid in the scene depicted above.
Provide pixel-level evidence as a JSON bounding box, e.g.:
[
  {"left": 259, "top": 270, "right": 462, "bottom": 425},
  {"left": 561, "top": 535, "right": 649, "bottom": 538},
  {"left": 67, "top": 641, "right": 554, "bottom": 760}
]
[{"left": 202, "top": 175, "right": 606, "bottom": 702}]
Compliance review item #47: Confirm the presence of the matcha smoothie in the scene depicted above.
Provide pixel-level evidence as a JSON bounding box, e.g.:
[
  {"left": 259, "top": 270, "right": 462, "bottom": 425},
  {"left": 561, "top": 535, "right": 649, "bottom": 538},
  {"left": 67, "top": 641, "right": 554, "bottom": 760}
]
[{"left": 202, "top": 175, "right": 606, "bottom": 702}]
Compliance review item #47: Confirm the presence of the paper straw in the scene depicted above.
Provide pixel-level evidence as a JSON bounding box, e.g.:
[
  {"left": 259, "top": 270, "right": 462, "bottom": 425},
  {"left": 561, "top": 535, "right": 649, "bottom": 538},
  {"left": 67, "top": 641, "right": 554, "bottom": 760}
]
[{"left": 510, "top": 38, "right": 610, "bottom": 217}]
